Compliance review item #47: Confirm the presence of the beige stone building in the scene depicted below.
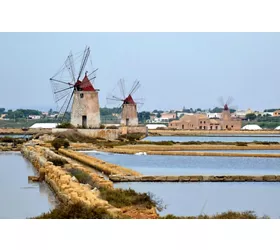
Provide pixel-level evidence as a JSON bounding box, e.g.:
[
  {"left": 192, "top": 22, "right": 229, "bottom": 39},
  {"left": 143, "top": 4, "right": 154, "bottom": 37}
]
[{"left": 169, "top": 107, "right": 242, "bottom": 130}]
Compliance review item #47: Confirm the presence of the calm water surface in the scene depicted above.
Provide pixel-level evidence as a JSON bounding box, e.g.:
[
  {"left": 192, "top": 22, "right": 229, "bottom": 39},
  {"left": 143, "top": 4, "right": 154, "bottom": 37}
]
[
  {"left": 85, "top": 151, "right": 280, "bottom": 175},
  {"left": 0, "top": 152, "right": 56, "bottom": 219},
  {"left": 115, "top": 182, "right": 280, "bottom": 218},
  {"left": 0, "top": 134, "right": 32, "bottom": 138},
  {"left": 144, "top": 135, "right": 280, "bottom": 143},
  {"left": 180, "top": 150, "right": 280, "bottom": 154}
]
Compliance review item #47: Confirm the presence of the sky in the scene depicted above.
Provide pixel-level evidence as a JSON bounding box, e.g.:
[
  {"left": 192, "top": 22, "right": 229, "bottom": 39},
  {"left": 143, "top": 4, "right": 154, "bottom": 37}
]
[{"left": 0, "top": 32, "right": 280, "bottom": 112}]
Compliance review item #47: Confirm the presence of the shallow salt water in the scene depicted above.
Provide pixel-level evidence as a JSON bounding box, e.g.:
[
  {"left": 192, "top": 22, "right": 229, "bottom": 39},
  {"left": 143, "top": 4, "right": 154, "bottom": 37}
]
[
  {"left": 0, "top": 152, "right": 56, "bottom": 219},
  {"left": 85, "top": 151, "right": 280, "bottom": 176},
  {"left": 115, "top": 182, "right": 280, "bottom": 218},
  {"left": 143, "top": 135, "right": 280, "bottom": 143}
]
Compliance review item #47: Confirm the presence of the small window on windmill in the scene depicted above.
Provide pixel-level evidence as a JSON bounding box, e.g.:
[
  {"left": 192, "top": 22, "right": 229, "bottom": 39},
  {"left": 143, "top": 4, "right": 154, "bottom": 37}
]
[{"left": 80, "top": 93, "right": 84, "bottom": 98}]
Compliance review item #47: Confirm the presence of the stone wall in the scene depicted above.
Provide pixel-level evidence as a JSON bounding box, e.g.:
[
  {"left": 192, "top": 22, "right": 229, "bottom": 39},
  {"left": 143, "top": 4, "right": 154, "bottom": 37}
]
[
  {"left": 109, "top": 174, "right": 280, "bottom": 182},
  {"left": 52, "top": 128, "right": 119, "bottom": 140},
  {"left": 21, "top": 145, "right": 120, "bottom": 216},
  {"left": 52, "top": 126, "right": 148, "bottom": 140}
]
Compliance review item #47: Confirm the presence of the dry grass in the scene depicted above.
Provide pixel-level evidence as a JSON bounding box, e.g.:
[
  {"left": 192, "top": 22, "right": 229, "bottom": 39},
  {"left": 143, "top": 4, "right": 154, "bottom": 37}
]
[{"left": 160, "top": 210, "right": 269, "bottom": 219}]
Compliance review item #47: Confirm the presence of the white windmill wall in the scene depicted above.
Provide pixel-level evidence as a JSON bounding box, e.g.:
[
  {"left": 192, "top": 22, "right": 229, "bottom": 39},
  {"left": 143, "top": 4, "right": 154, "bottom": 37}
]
[
  {"left": 121, "top": 104, "right": 138, "bottom": 126},
  {"left": 71, "top": 91, "right": 100, "bottom": 128}
]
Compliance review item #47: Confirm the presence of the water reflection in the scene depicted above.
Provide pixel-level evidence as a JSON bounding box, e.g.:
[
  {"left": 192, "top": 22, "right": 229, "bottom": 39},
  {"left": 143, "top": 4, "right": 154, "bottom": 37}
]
[{"left": 0, "top": 152, "right": 56, "bottom": 219}]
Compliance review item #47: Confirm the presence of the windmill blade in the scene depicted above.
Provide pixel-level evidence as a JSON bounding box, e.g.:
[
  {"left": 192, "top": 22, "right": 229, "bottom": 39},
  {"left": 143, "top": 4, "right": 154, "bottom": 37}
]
[
  {"left": 87, "top": 68, "right": 98, "bottom": 78},
  {"left": 118, "top": 78, "right": 126, "bottom": 99},
  {"left": 65, "top": 52, "right": 76, "bottom": 83},
  {"left": 226, "top": 96, "right": 234, "bottom": 106},
  {"left": 50, "top": 78, "right": 73, "bottom": 86},
  {"left": 218, "top": 96, "right": 224, "bottom": 107},
  {"left": 54, "top": 86, "right": 74, "bottom": 95},
  {"left": 129, "top": 80, "right": 141, "bottom": 96},
  {"left": 134, "top": 98, "right": 145, "bottom": 103},
  {"left": 77, "top": 46, "right": 90, "bottom": 81},
  {"left": 61, "top": 89, "right": 74, "bottom": 122}
]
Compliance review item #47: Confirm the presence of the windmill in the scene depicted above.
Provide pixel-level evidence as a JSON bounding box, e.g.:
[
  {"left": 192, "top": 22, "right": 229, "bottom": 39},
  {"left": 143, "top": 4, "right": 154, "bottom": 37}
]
[
  {"left": 217, "top": 96, "right": 238, "bottom": 122},
  {"left": 106, "top": 78, "right": 144, "bottom": 126},
  {"left": 50, "top": 46, "right": 101, "bottom": 128}
]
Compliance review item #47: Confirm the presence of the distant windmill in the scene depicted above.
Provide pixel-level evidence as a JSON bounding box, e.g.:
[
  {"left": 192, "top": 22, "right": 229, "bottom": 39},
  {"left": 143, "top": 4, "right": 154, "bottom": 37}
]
[
  {"left": 106, "top": 79, "right": 144, "bottom": 126},
  {"left": 50, "top": 46, "right": 101, "bottom": 128},
  {"left": 218, "top": 96, "right": 237, "bottom": 112},
  {"left": 218, "top": 96, "right": 238, "bottom": 121}
]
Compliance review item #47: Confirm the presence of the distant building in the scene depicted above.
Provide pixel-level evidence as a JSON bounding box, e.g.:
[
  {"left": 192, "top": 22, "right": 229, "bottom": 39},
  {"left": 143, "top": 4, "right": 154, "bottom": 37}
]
[
  {"left": 273, "top": 110, "right": 280, "bottom": 117},
  {"left": 169, "top": 107, "right": 242, "bottom": 130},
  {"left": 28, "top": 115, "right": 41, "bottom": 120},
  {"left": 206, "top": 112, "right": 221, "bottom": 119},
  {"left": 161, "top": 113, "right": 177, "bottom": 120}
]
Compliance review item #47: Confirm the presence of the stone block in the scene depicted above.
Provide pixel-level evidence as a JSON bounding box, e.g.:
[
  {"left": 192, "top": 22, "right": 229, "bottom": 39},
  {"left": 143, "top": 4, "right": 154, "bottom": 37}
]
[
  {"left": 263, "top": 175, "right": 277, "bottom": 182},
  {"left": 189, "top": 175, "right": 203, "bottom": 182},
  {"left": 252, "top": 176, "right": 263, "bottom": 182},
  {"left": 166, "top": 176, "right": 179, "bottom": 182},
  {"left": 179, "top": 176, "right": 191, "bottom": 182}
]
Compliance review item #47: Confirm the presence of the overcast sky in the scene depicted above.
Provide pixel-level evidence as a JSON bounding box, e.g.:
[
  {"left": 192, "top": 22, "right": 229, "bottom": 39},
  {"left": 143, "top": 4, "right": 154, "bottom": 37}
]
[{"left": 0, "top": 32, "right": 279, "bottom": 112}]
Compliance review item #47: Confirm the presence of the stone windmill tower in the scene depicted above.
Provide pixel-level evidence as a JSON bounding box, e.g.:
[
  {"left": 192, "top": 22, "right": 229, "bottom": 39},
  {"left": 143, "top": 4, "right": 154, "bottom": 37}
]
[
  {"left": 218, "top": 96, "right": 241, "bottom": 130},
  {"left": 218, "top": 96, "right": 234, "bottom": 121},
  {"left": 107, "top": 79, "right": 144, "bottom": 126},
  {"left": 50, "top": 46, "right": 101, "bottom": 128}
]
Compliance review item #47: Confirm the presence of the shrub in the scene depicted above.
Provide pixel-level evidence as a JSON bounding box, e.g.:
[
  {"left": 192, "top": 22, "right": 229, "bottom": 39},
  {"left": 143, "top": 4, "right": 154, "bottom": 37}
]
[
  {"left": 49, "top": 158, "right": 67, "bottom": 167},
  {"left": 56, "top": 122, "right": 74, "bottom": 129},
  {"left": 51, "top": 138, "right": 70, "bottom": 150},
  {"left": 0, "top": 137, "right": 14, "bottom": 143},
  {"left": 54, "top": 131, "right": 97, "bottom": 143},
  {"left": 99, "top": 187, "right": 164, "bottom": 211},
  {"left": 106, "top": 125, "right": 118, "bottom": 129},
  {"left": 235, "top": 142, "right": 248, "bottom": 146},
  {"left": 63, "top": 140, "right": 70, "bottom": 148},
  {"left": 32, "top": 202, "right": 115, "bottom": 219},
  {"left": 68, "top": 168, "right": 94, "bottom": 186},
  {"left": 160, "top": 211, "right": 265, "bottom": 219},
  {"left": 100, "top": 124, "right": 105, "bottom": 129},
  {"left": 120, "top": 133, "right": 145, "bottom": 142}
]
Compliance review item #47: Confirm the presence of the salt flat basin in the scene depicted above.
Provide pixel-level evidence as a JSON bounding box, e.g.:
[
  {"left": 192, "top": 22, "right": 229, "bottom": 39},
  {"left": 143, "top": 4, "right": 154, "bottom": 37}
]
[
  {"left": 115, "top": 182, "right": 280, "bottom": 218},
  {"left": 143, "top": 136, "right": 280, "bottom": 143},
  {"left": 85, "top": 151, "right": 280, "bottom": 176},
  {"left": 0, "top": 134, "right": 32, "bottom": 138},
  {"left": 177, "top": 150, "right": 280, "bottom": 154},
  {"left": 0, "top": 152, "right": 56, "bottom": 219}
]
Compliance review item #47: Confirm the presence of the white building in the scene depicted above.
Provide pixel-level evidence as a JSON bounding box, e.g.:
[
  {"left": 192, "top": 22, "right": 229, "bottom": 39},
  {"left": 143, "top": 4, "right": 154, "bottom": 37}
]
[
  {"left": 206, "top": 112, "right": 221, "bottom": 119},
  {"left": 28, "top": 115, "right": 41, "bottom": 120}
]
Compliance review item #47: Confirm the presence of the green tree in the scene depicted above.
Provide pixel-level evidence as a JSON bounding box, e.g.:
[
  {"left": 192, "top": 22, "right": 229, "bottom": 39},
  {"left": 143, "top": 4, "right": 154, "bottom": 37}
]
[
  {"left": 246, "top": 113, "right": 257, "bottom": 120},
  {"left": 0, "top": 108, "right": 5, "bottom": 114}
]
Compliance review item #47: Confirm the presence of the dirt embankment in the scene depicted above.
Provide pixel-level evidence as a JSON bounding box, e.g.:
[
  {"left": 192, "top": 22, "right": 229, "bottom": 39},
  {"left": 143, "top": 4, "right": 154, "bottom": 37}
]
[
  {"left": 21, "top": 144, "right": 157, "bottom": 219},
  {"left": 88, "top": 143, "right": 280, "bottom": 158}
]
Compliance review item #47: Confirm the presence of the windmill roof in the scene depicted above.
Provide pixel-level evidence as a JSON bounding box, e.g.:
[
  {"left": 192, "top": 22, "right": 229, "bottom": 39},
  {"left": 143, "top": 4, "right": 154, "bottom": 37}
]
[
  {"left": 124, "top": 94, "right": 136, "bottom": 104},
  {"left": 75, "top": 74, "right": 95, "bottom": 91}
]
